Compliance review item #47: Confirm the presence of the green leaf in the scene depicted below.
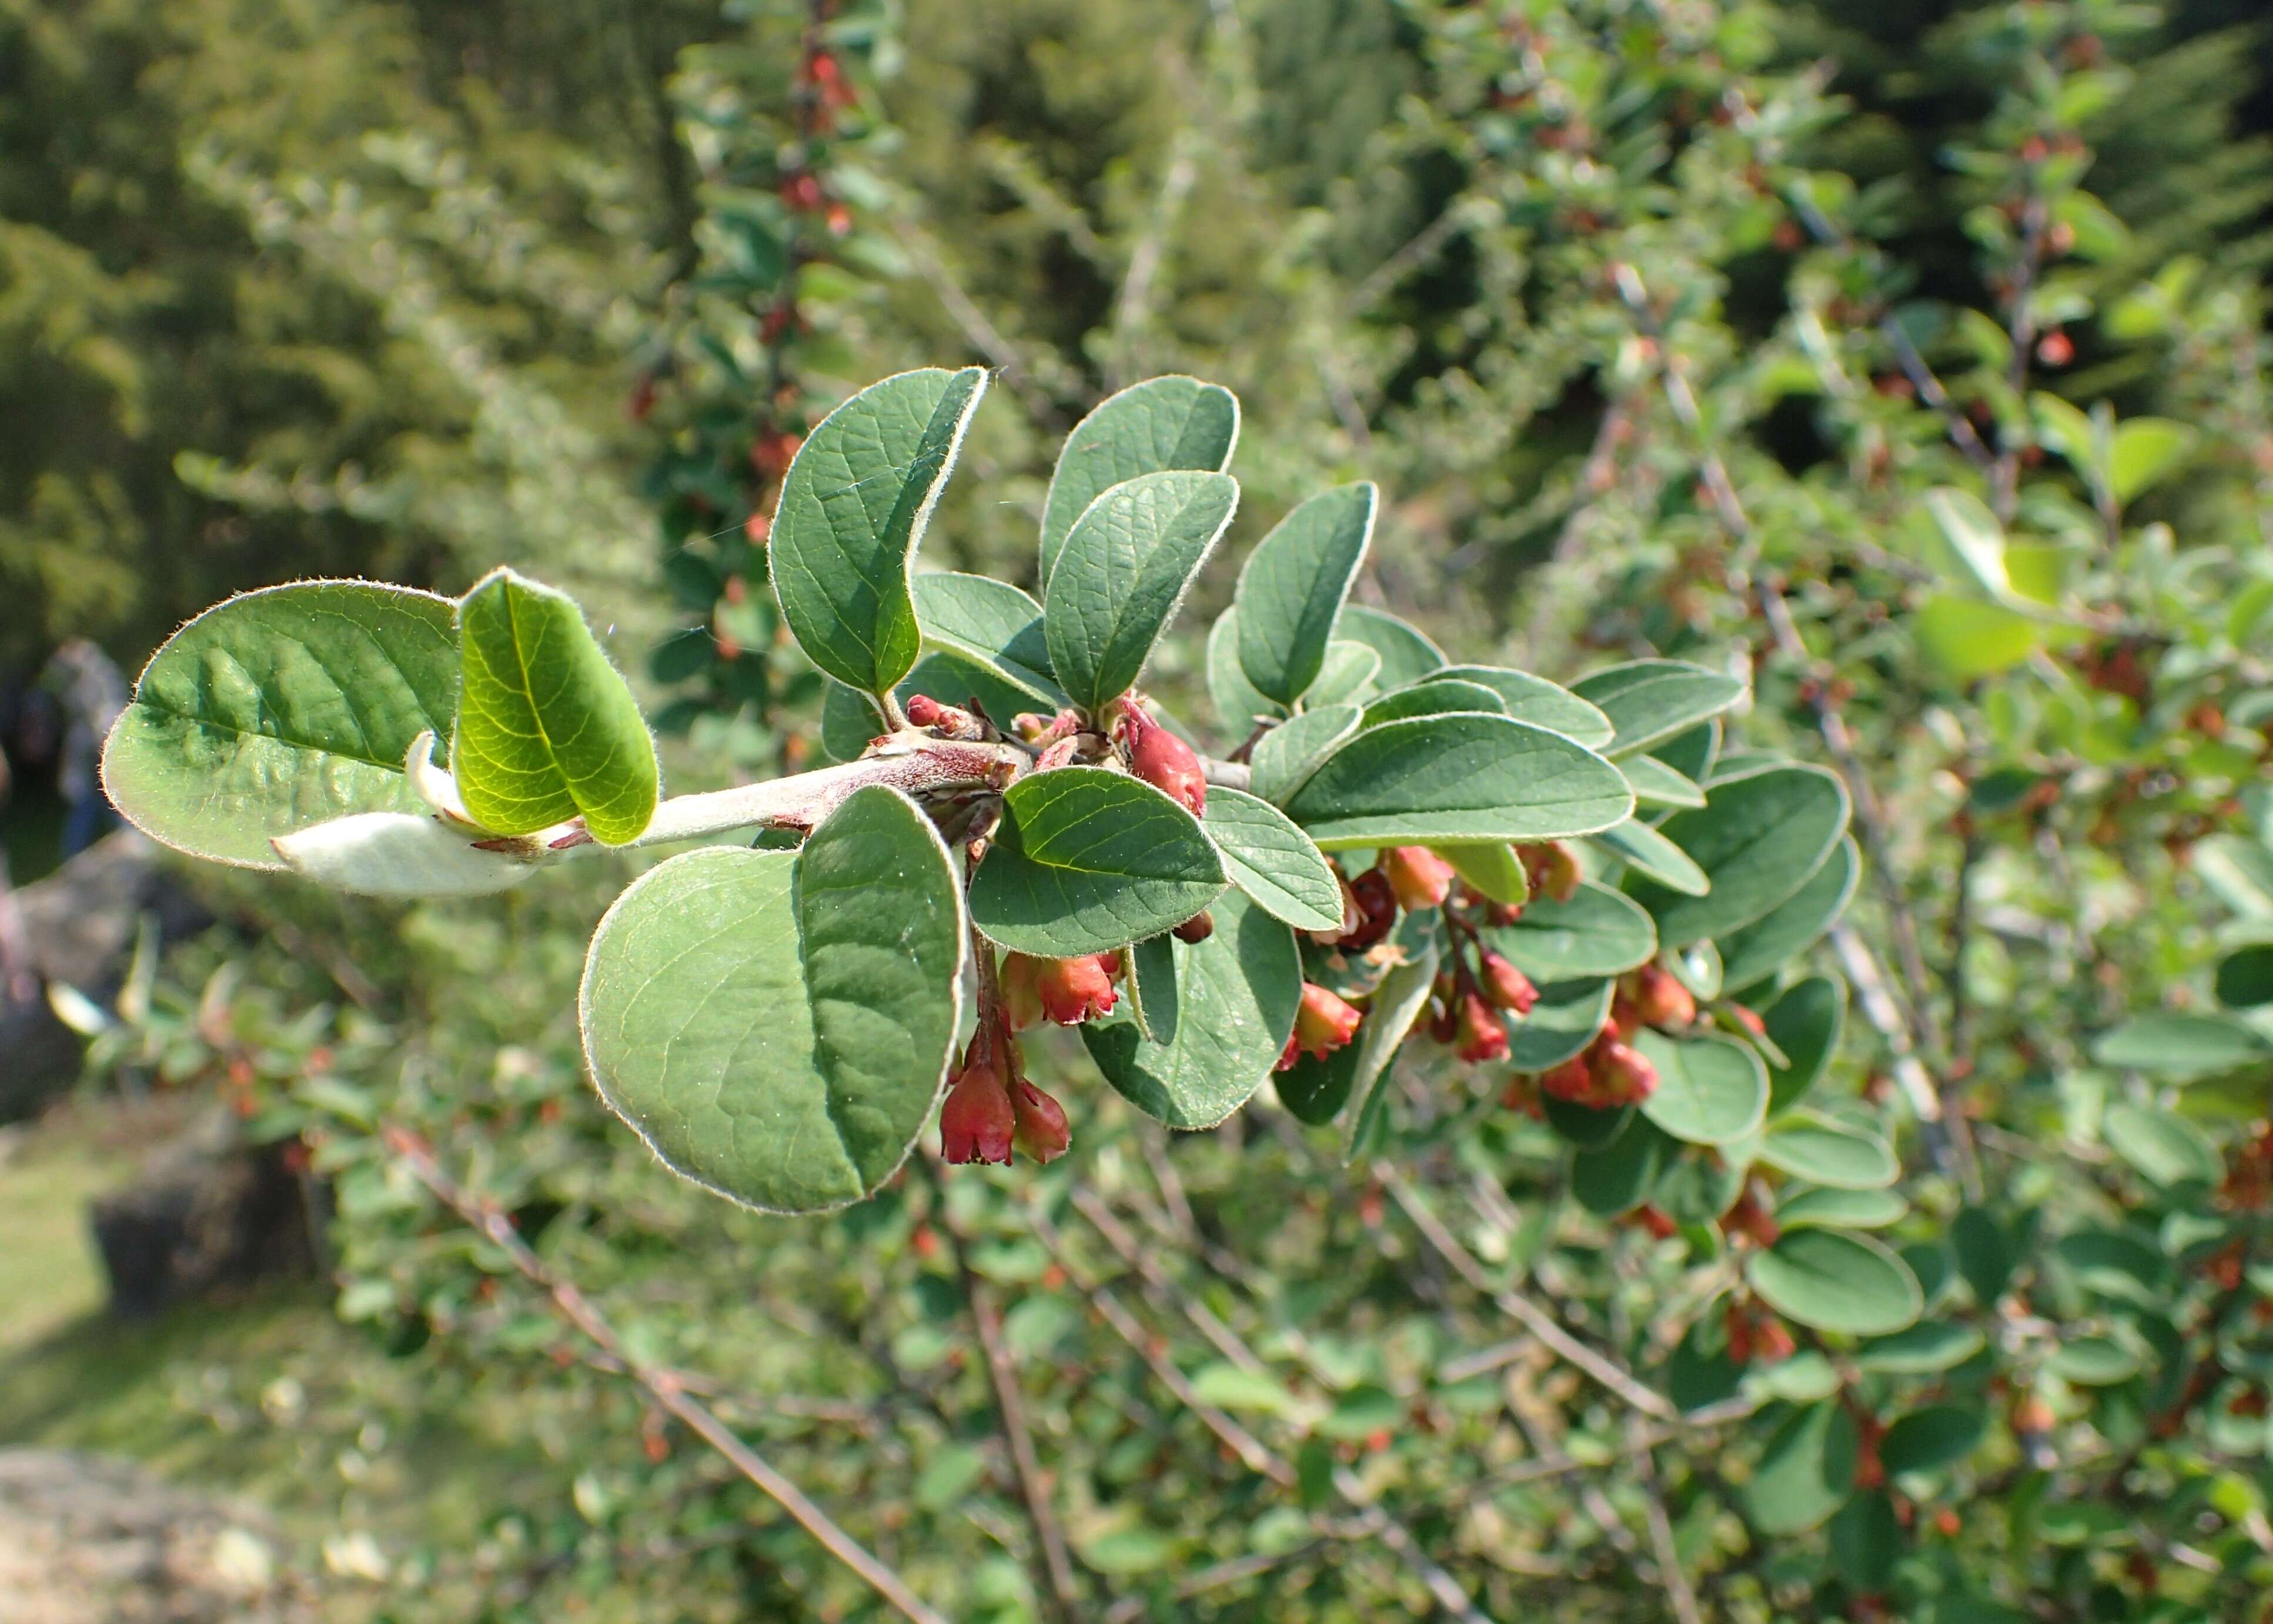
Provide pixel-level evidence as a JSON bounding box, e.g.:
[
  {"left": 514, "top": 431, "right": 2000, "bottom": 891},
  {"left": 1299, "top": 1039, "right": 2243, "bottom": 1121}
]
[
  {"left": 1856, "top": 1321, "right": 1985, "bottom": 1376},
  {"left": 1359, "top": 678, "right": 1505, "bottom": 729},
  {"left": 819, "top": 681, "right": 886, "bottom": 763},
  {"left": 270, "top": 811, "right": 539, "bottom": 898},
  {"left": 1636, "top": 1030, "right": 1769, "bottom": 1145},
  {"left": 1045, "top": 470, "right": 1239, "bottom": 713},
  {"left": 2215, "top": 943, "right": 2273, "bottom": 1008},
  {"left": 1333, "top": 604, "right": 1445, "bottom": 688},
  {"left": 1509, "top": 979, "right": 1614, "bottom": 1071},
  {"left": 2048, "top": 1336, "right": 2141, "bottom": 1385},
  {"left": 1040, "top": 376, "right": 1239, "bottom": 585},
  {"left": 1543, "top": 1095, "right": 1633, "bottom": 1150},
  {"left": 911, "top": 572, "right": 1067, "bottom": 708},
  {"left": 2195, "top": 834, "right": 2273, "bottom": 917},
  {"left": 1749, "top": 1229, "right": 1923, "bottom": 1336},
  {"left": 1339, "top": 948, "right": 1439, "bottom": 1161},
  {"left": 968, "top": 767, "right": 1228, "bottom": 957},
  {"left": 1302, "top": 640, "right": 1380, "bottom": 709},
  {"left": 1570, "top": 659, "right": 1746, "bottom": 758},
  {"left": 1249, "top": 704, "right": 1361, "bottom": 807},
  {"left": 2100, "top": 1102, "right": 2221, "bottom": 1188},
  {"left": 1619, "top": 753, "right": 1706, "bottom": 810},
  {"left": 1829, "top": 1493, "right": 1902, "bottom": 1592},
  {"left": 1083, "top": 888, "right": 1299, "bottom": 1128},
  {"left": 1203, "top": 786, "right": 1346, "bottom": 932},
  {"left": 1757, "top": 1110, "right": 1898, "bottom": 1189},
  {"left": 1653, "top": 720, "right": 1720, "bottom": 783},
  {"left": 1435, "top": 666, "right": 1613, "bottom": 748},
  {"left": 1632, "top": 766, "right": 1850, "bottom": 945},
  {"left": 1742, "top": 1403, "right": 1856, "bottom": 1536},
  {"left": 453, "top": 569, "right": 658, "bottom": 844},
  {"left": 1207, "top": 608, "right": 1279, "bottom": 733},
  {"left": 101, "top": 580, "right": 459, "bottom": 869},
  {"left": 1914, "top": 595, "right": 2042, "bottom": 681},
  {"left": 1590, "top": 819, "right": 1709, "bottom": 895},
  {"left": 1436, "top": 840, "right": 1528, "bottom": 906},
  {"left": 1571, "top": 1114, "right": 1672, "bottom": 1215},
  {"left": 1880, "top": 1405, "right": 1985, "bottom": 1478},
  {"left": 2108, "top": 418, "right": 2196, "bottom": 503},
  {"left": 1126, "top": 932, "right": 1179, "bottom": 1046},
  {"left": 1762, "top": 975, "right": 1847, "bottom": 1114},
  {"left": 1234, "top": 483, "right": 1376, "bottom": 704},
  {"left": 1922, "top": 486, "right": 2009, "bottom": 597},
  {"left": 578, "top": 786, "right": 964, "bottom": 1214},
  {"left": 1775, "top": 1186, "right": 1907, "bottom": 1231},
  {"left": 1716, "top": 837, "right": 1859, "bottom": 991},
  {"left": 2092, "top": 1013, "right": 2271, "bottom": 1078},
  {"left": 1484, "top": 881, "right": 1657, "bottom": 980},
  {"left": 1285, "top": 714, "right": 1632, "bottom": 850},
  {"left": 1189, "top": 1362, "right": 1303, "bottom": 1417},
  {"left": 772, "top": 366, "right": 988, "bottom": 696}
]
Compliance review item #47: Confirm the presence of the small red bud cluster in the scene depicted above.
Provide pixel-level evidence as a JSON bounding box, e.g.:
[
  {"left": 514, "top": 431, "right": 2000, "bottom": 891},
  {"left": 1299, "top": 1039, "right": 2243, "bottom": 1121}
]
[
  {"left": 1723, "top": 1296, "right": 1796, "bottom": 1365},
  {"left": 1112, "top": 701, "right": 1207, "bottom": 814}
]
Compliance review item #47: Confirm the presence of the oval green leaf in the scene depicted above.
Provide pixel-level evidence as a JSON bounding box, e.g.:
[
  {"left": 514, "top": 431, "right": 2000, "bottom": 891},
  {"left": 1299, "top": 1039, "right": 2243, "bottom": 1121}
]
[
  {"left": 1775, "top": 1185, "right": 1908, "bottom": 1231},
  {"left": 1763, "top": 975, "right": 1846, "bottom": 1114},
  {"left": 771, "top": 366, "right": 988, "bottom": 696},
  {"left": 1484, "top": 881, "right": 1657, "bottom": 981},
  {"left": 1333, "top": 604, "right": 1445, "bottom": 688},
  {"left": 967, "top": 766, "right": 1228, "bottom": 956},
  {"left": 1716, "top": 837, "right": 1860, "bottom": 992},
  {"left": 1045, "top": 469, "right": 1239, "bottom": 713},
  {"left": 911, "top": 572, "right": 1066, "bottom": 708},
  {"left": 1202, "top": 786, "right": 1346, "bottom": 932},
  {"left": 1742, "top": 1403, "right": 1856, "bottom": 1536},
  {"left": 2100, "top": 1102, "right": 2221, "bottom": 1188},
  {"left": 1632, "top": 766, "right": 1850, "bottom": 946},
  {"left": 1571, "top": 659, "right": 1746, "bottom": 758},
  {"left": 1285, "top": 714, "right": 1633, "bottom": 850},
  {"left": 1749, "top": 1228, "right": 1923, "bottom": 1336},
  {"left": 2091, "top": 1013, "right": 2272, "bottom": 1078},
  {"left": 453, "top": 568, "right": 658, "bottom": 845},
  {"left": 1757, "top": 1110, "right": 1898, "bottom": 1189},
  {"left": 1248, "top": 704, "right": 1361, "bottom": 807},
  {"left": 1435, "top": 665, "right": 1613, "bottom": 748},
  {"left": 577, "top": 785, "right": 965, "bottom": 1214},
  {"left": 1619, "top": 752, "right": 1706, "bottom": 810},
  {"left": 101, "top": 580, "right": 460, "bottom": 869},
  {"left": 1510, "top": 978, "right": 1615, "bottom": 1072},
  {"left": 1359, "top": 678, "right": 1505, "bottom": 729},
  {"left": 1880, "top": 1405, "right": 1986, "bottom": 1478},
  {"left": 1235, "top": 483, "right": 1375, "bottom": 705},
  {"left": 1571, "top": 1114, "right": 1672, "bottom": 1215},
  {"left": 1302, "top": 640, "right": 1381, "bottom": 709},
  {"left": 1636, "top": 1030, "right": 1769, "bottom": 1145},
  {"left": 1590, "top": 818, "right": 1710, "bottom": 895},
  {"left": 1082, "top": 888, "right": 1299, "bottom": 1128},
  {"left": 1040, "top": 376, "right": 1239, "bottom": 585}
]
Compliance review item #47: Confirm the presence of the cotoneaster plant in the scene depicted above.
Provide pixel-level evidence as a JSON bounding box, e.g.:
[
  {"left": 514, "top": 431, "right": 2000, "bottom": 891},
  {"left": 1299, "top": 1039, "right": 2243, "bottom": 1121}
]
[{"left": 100, "top": 366, "right": 1898, "bottom": 1341}]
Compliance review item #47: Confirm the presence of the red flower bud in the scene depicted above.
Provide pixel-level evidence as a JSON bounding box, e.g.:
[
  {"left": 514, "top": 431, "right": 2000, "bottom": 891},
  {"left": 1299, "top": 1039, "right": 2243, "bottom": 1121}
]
[
  {"left": 1010, "top": 953, "right": 1118, "bottom": 1025},
  {"left": 1592, "top": 1040, "right": 1659, "bottom": 1105},
  {"left": 940, "top": 1042, "right": 1014, "bottom": 1164},
  {"left": 1117, "top": 705, "right": 1206, "bottom": 814},
  {"left": 1379, "top": 846, "right": 1456, "bottom": 912},
  {"left": 1478, "top": 951, "right": 1539, "bottom": 1015},
  {"left": 1010, "top": 1077, "right": 1070, "bottom": 1164},
  {"left": 1627, "top": 965, "right": 1696, "bottom": 1028},
  {"left": 1518, "top": 840, "right": 1582, "bottom": 903},
  {"left": 1539, "top": 1057, "right": 1597, "bottom": 1104},
  {"left": 904, "top": 694, "right": 982, "bottom": 739},
  {"left": 1336, "top": 869, "right": 1398, "bottom": 951},
  {"left": 1454, "top": 993, "right": 1510, "bottom": 1064},
  {"left": 1634, "top": 1204, "right": 1678, "bottom": 1241},
  {"left": 1290, "top": 982, "right": 1363, "bottom": 1062}
]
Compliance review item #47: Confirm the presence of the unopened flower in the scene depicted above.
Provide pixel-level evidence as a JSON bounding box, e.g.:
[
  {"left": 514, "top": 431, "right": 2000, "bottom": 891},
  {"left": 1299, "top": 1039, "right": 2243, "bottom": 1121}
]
[
  {"left": 1592, "top": 1039, "right": 1659, "bottom": 1105},
  {"left": 1010, "top": 953, "right": 1119, "bottom": 1025},
  {"left": 940, "top": 1041, "right": 1014, "bottom": 1164},
  {"left": 1626, "top": 964, "right": 1696, "bottom": 1028},
  {"left": 1117, "top": 704, "right": 1206, "bottom": 814},
  {"left": 1478, "top": 951, "right": 1540, "bottom": 1015},
  {"left": 1010, "top": 1077, "right": 1071, "bottom": 1164},
  {"left": 1379, "top": 846, "right": 1455, "bottom": 912},
  {"left": 1518, "top": 840, "right": 1582, "bottom": 903},
  {"left": 1454, "top": 993, "right": 1510, "bottom": 1064},
  {"left": 905, "top": 694, "right": 982, "bottom": 739},
  {"left": 1539, "top": 1057, "right": 1597, "bottom": 1104},
  {"left": 1280, "top": 982, "right": 1363, "bottom": 1069}
]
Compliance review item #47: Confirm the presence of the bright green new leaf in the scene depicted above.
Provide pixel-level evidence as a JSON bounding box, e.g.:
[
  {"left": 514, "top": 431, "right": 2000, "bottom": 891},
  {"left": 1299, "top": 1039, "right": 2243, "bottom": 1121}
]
[
  {"left": 1923, "top": 486, "right": 2009, "bottom": 597},
  {"left": 454, "top": 568, "right": 658, "bottom": 844},
  {"left": 577, "top": 786, "right": 965, "bottom": 1214},
  {"left": 1045, "top": 469, "right": 1239, "bottom": 713},
  {"left": 1235, "top": 482, "right": 1375, "bottom": 704},
  {"left": 2109, "top": 418, "right": 2197, "bottom": 504},
  {"left": 1571, "top": 659, "right": 1746, "bottom": 758},
  {"left": 1716, "top": 837, "right": 1858, "bottom": 991},
  {"left": 1083, "top": 888, "right": 1299, "bottom": 1128},
  {"left": 2100, "top": 1102, "right": 2221, "bottom": 1187},
  {"left": 1435, "top": 666, "right": 1613, "bottom": 748},
  {"left": 1249, "top": 704, "right": 1361, "bottom": 806},
  {"left": 1749, "top": 1228, "right": 1923, "bottom": 1336},
  {"left": 1775, "top": 1186, "right": 1908, "bottom": 1231},
  {"left": 911, "top": 572, "right": 1067, "bottom": 708},
  {"left": 1202, "top": 786, "right": 1346, "bottom": 932},
  {"left": 1039, "top": 376, "right": 1239, "bottom": 585},
  {"left": 101, "top": 580, "right": 459, "bottom": 868},
  {"left": 1303, "top": 640, "right": 1381, "bottom": 709},
  {"left": 1285, "top": 714, "right": 1632, "bottom": 850},
  {"left": 1484, "top": 881, "right": 1657, "bottom": 980},
  {"left": 1633, "top": 766, "right": 1850, "bottom": 945},
  {"left": 1436, "top": 840, "right": 1527, "bottom": 906},
  {"left": 1636, "top": 1030, "right": 1769, "bottom": 1145},
  {"left": 1743, "top": 1403, "right": 1857, "bottom": 1535},
  {"left": 771, "top": 366, "right": 987, "bottom": 697},
  {"left": 1757, "top": 1110, "right": 1898, "bottom": 1188},
  {"left": 1914, "top": 594, "right": 2042, "bottom": 681},
  {"left": 967, "top": 767, "right": 1227, "bottom": 956}
]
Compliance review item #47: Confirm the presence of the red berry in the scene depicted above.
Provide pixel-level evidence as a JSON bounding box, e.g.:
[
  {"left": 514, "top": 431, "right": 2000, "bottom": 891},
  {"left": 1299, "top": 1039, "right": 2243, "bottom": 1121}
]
[
  {"left": 1336, "top": 869, "right": 1398, "bottom": 951},
  {"left": 1117, "top": 704, "right": 1207, "bottom": 814}
]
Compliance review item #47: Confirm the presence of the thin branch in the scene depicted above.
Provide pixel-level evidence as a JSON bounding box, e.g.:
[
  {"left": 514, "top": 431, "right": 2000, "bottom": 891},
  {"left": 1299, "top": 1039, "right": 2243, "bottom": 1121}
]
[
  {"left": 1108, "top": 130, "right": 1198, "bottom": 389},
  {"left": 1632, "top": 1431, "right": 1706, "bottom": 1624},
  {"left": 931, "top": 1161, "right": 1083, "bottom": 1622},
  {"left": 1382, "top": 1172, "right": 1678, "bottom": 1422},
  {"left": 380, "top": 1128, "right": 949, "bottom": 1624}
]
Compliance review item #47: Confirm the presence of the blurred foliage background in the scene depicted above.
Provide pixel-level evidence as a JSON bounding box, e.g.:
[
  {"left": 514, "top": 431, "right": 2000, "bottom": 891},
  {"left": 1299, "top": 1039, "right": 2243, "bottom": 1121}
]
[{"left": 8, "top": 0, "right": 2273, "bottom": 1620}]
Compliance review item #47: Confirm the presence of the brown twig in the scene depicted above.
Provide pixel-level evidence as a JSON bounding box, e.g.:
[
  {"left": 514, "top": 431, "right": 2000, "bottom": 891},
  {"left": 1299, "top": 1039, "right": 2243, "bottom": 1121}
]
[{"left": 380, "top": 1127, "right": 950, "bottom": 1624}]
